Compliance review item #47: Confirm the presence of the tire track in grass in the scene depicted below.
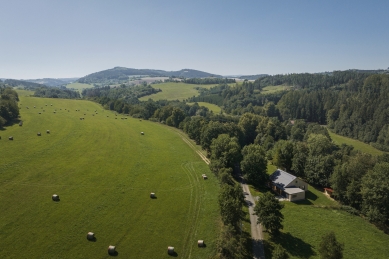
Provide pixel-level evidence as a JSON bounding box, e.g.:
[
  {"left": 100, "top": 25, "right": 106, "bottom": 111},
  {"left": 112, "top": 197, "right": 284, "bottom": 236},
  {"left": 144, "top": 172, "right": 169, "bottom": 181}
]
[{"left": 180, "top": 162, "right": 203, "bottom": 259}]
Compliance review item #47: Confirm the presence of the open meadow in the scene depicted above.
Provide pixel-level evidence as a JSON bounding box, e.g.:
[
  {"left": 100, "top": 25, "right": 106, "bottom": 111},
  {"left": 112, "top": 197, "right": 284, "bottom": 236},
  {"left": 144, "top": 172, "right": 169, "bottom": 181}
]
[
  {"left": 0, "top": 91, "right": 219, "bottom": 259},
  {"left": 139, "top": 82, "right": 215, "bottom": 102},
  {"left": 328, "top": 130, "right": 384, "bottom": 156},
  {"left": 66, "top": 82, "right": 94, "bottom": 92},
  {"left": 186, "top": 102, "right": 221, "bottom": 114}
]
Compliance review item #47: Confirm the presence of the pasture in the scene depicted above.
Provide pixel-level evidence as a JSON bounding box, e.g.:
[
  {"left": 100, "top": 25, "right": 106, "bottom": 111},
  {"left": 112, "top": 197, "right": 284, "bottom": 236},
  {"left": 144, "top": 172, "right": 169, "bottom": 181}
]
[
  {"left": 261, "top": 85, "right": 291, "bottom": 94},
  {"left": 139, "top": 82, "right": 215, "bottom": 101},
  {"left": 186, "top": 102, "right": 222, "bottom": 114},
  {"left": 0, "top": 92, "right": 219, "bottom": 258},
  {"left": 66, "top": 82, "right": 94, "bottom": 92},
  {"left": 328, "top": 130, "right": 384, "bottom": 156}
]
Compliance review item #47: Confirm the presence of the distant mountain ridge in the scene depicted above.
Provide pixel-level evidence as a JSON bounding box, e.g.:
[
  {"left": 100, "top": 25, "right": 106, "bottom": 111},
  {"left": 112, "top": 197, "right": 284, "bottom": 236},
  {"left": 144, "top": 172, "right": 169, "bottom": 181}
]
[{"left": 77, "top": 67, "right": 222, "bottom": 84}]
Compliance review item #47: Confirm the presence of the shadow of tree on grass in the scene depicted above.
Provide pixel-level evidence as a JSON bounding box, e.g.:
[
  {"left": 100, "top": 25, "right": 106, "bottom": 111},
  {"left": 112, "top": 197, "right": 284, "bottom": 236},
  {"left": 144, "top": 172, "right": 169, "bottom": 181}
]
[{"left": 270, "top": 232, "right": 315, "bottom": 259}]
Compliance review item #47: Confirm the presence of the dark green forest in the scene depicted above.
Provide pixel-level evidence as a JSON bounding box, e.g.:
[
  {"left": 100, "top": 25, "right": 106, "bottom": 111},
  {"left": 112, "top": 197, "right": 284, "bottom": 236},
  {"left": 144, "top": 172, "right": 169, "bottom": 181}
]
[{"left": 33, "top": 86, "right": 80, "bottom": 99}]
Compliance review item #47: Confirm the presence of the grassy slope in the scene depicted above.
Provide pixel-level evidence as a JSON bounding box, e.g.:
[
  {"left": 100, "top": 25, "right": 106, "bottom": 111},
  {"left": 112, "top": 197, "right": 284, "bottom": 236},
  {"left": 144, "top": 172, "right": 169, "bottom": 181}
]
[
  {"left": 248, "top": 162, "right": 389, "bottom": 258},
  {"left": 328, "top": 130, "right": 384, "bottom": 156},
  {"left": 66, "top": 82, "right": 94, "bottom": 91},
  {"left": 0, "top": 92, "right": 219, "bottom": 259},
  {"left": 139, "top": 82, "right": 215, "bottom": 101},
  {"left": 187, "top": 102, "right": 221, "bottom": 114}
]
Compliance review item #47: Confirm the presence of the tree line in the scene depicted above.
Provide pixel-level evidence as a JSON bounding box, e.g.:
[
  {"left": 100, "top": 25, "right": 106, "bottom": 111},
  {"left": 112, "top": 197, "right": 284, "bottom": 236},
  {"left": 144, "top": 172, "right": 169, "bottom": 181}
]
[
  {"left": 183, "top": 78, "right": 235, "bottom": 85},
  {"left": 0, "top": 85, "right": 19, "bottom": 127},
  {"left": 33, "top": 86, "right": 80, "bottom": 99}
]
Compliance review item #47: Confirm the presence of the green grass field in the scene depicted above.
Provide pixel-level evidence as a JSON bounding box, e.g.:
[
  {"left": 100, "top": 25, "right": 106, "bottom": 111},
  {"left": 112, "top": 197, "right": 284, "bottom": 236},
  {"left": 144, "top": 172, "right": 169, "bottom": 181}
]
[
  {"left": 328, "top": 130, "right": 384, "bottom": 156},
  {"left": 260, "top": 85, "right": 291, "bottom": 94},
  {"left": 66, "top": 82, "right": 94, "bottom": 92},
  {"left": 187, "top": 102, "right": 221, "bottom": 114},
  {"left": 139, "top": 83, "right": 215, "bottom": 101},
  {"left": 0, "top": 92, "right": 219, "bottom": 258}
]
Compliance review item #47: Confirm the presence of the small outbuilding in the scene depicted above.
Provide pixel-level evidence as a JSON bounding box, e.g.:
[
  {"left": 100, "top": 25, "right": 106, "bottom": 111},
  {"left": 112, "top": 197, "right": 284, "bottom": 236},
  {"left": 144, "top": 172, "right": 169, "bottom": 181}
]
[
  {"left": 150, "top": 193, "right": 156, "bottom": 198},
  {"left": 167, "top": 246, "right": 174, "bottom": 255},
  {"left": 198, "top": 240, "right": 205, "bottom": 247},
  {"left": 108, "top": 245, "right": 116, "bottom": 255},
  {"left": 52, "top": 194, "right": 59, "bottom": 201},
  {"left": 87, "top": 232, "right": 95, "bottom": 241}
]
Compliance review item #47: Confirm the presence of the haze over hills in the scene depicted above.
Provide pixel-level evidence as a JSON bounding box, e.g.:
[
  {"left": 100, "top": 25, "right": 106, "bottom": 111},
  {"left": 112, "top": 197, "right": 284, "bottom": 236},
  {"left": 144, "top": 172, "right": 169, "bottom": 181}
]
[{"left": 24, "top": 78, "right": 79, "bottom": 87}]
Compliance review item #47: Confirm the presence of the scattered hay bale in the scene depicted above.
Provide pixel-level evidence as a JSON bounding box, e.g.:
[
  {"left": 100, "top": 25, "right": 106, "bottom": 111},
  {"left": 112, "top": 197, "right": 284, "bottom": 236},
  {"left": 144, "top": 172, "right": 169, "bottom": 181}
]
[
  {"left": 50, "top": 104, "right": 52, "bottom": 106},
  {"left": 39, "top": 112, "right": 41, "bottom": 114},
  {"left": 84, "top": 114, "right": 86, "bottom": 115},
  {"left": 107, "top": 116, "right": 109, "bottom": 117},
  {"left": 52, "top": 194, "right": 59, "bottom": 201},
  {"left": 108, "top": 245, "right": 116, "bottom": 255},
  {"left": 150, "top": 193, "right": 156, "bottom": 198},
  {"left": 167, "top": 246, "right": 175, "bottom": 255},
  {"left": 115, "top": 118, "right": 117, "bottom": 119},
  {"left": 202, "top": 174, "right": 208, "bottom": 180},
  {"left": 9, "top": 136, "right": 13, "bottom": 140},
  {"left": 53, "top": 111, "right": 56, "bottom": 114},
  {"left": 92, "top": 114, "right": 94, "bottom": 116},
  {"left": 125, "top": 117, "right": 127, "bottom": 119},
  {"left": 141, "top": 132, "right": 144, "bottom": 135},
  {"left": 46, "top": 130, "right": 50, "bottom": 134},
  {"left": 198, "top": 240, "right": 205, "bottom": 247},
  {"left": 37, "top": 132, "right": 41, "bottom": 136},
  {"left": 34, "top": 106, "right": 36, "bottom": 108},
  {"left": 19, "top": 122, "right": 23, "bottom": 126},
  {"left": 140, "top": 119, "right": 142, "bottom": 121},
  {"left": 87, "top": 232, "right": 95, "bottom": 241},
  {"left": 45, "top": 104, "right": 47, "bottom": 106}
]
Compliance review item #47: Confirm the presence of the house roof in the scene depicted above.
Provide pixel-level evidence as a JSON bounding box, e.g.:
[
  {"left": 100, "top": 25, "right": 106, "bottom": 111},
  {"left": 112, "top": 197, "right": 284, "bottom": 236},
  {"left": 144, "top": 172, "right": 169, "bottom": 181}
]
[{"left": 269, "top": 169, "right": 297, "bottom": 189}]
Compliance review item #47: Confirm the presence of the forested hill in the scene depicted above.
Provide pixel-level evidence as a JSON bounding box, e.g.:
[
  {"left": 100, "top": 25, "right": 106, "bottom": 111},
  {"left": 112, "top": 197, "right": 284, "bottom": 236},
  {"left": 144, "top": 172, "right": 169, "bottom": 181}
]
[
  {"left": 24, "top": 78, "right": 78, "bottom": 87},
  {"left": 77, "top": 67, "right": 222, "bottom": 84},
  {"left": 4, "top": 79, "right": 47, "bottom": 88}
]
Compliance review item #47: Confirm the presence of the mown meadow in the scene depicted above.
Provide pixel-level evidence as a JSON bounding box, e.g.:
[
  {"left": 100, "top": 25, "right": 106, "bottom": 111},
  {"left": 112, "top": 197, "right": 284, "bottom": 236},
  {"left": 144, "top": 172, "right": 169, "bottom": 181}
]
[
  {"left": 139, "top": 82, "right": 215, "bottom": 101},
  {"left": 0, "top": 91, "right": 219, "bottom": 259}
]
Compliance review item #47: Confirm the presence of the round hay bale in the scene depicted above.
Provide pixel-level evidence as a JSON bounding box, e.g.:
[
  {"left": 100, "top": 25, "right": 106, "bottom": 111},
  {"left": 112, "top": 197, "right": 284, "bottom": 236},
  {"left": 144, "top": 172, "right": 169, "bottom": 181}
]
[
  {"left": 198, "top": 240, "right": 204, "bottom": 247},
  {"left": 50, "top": 104, "right": 52, "bottom": 106},
  {"left": 9, "top": 136, "right": 13, "bottom": 140},
  {"left": 141, "top": 132, "right": 144, "bottom": 135},
  {"left": 34, "top": 106, "right": 36, "bottom": 108},
  {"left": 87, "top": 232, "right": 95, "bottom": 241},
  {"left": 37, "top": 132, "right": 41, "bottom": 136},
  {"left": 53, "top": 111, "right": 56, "bottom": 114},
  {"left": 46, "top": 130, "right": 50, "bottom": 134},
  {"left": 19, "top": 122, "right": 23, "bottom": 126},
  {"left": 39, "top": 112, "right": 41, "bottom": 114},
  {"left": 52, "top": 194, "right": 59, "bottom": 201},
  {"left": 108, "top": 245, "right": 116, "bottom": 255},
  {"left": 167, "top": 246, "right": 174, "bottom": 255},
  {"left": 150, "top": 192, "right": 156, "bottom": 198}
]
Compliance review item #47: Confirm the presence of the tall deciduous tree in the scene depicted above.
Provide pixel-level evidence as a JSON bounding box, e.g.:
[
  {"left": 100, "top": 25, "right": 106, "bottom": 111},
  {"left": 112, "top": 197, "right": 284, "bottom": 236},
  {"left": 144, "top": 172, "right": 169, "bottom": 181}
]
[
  {"left": 318, "top": 232, "right": 344, "bottom": 259},
  {"left": 210, "top": 134, "right": 241, "bottom": 169},
  {"left": 240, "top": 144, "right": 267, "bottom": 185},
  {"left": 218, "top": 183, "right": 245, "bottom": 226},
  {"left": 254, "top": 192, "right": 284, "bottom": 237}
]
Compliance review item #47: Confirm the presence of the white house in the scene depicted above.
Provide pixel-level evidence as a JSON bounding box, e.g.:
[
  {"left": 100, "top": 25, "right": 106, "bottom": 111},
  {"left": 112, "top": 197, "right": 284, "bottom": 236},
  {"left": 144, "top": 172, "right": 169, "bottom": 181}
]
[{"left": 269, "top": 169, "right": 308, "bottom": 201}]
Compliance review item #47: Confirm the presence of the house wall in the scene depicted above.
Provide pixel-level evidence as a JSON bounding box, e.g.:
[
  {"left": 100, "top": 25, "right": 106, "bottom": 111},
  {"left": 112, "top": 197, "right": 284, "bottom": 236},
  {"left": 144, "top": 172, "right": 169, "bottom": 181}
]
[
  {"left": 286, "top": 178, "right": 308, "bottom": 191},
  {"left": 288, "top": 191, "right": 305, "bottom": 201}
]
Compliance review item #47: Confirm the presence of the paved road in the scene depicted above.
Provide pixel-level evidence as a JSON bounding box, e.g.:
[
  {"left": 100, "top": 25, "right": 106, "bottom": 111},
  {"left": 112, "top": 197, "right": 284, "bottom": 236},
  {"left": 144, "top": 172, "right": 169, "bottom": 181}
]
[{"left": 241, "top": 180, "right": 266, "bottom": 259}]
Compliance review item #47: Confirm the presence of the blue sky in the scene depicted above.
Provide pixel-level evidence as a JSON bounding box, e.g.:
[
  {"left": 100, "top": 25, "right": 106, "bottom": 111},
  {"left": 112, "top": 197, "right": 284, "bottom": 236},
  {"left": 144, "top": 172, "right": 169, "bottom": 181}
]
[{"left": 1, "top": 0, "right": 388, "bottom": 79}]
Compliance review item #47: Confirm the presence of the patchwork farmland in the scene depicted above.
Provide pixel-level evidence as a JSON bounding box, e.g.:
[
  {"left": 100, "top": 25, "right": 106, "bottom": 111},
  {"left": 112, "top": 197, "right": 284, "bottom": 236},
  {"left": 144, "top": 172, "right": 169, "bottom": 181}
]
[{"left": 0, "top": 91, "right": 219, "bottom": 258}]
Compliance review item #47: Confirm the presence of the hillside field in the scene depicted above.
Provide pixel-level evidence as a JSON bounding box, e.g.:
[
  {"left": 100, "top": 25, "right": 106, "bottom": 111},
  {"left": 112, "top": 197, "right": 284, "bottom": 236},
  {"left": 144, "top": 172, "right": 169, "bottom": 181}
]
[
  {"left": 328, "top": 130, "right": 384, "bottom": 156},
  {"left": 0, "top": 91, "right": 219, "bottom": 259},
  {"left": 187, "top": 102, "right": 221, "bottom": 114},
  {"left": 139, "top": 82, "right": 215, "bottom": 101},
  {"left": 66, "top": 82, "right": 94, "bottom": 92}
]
